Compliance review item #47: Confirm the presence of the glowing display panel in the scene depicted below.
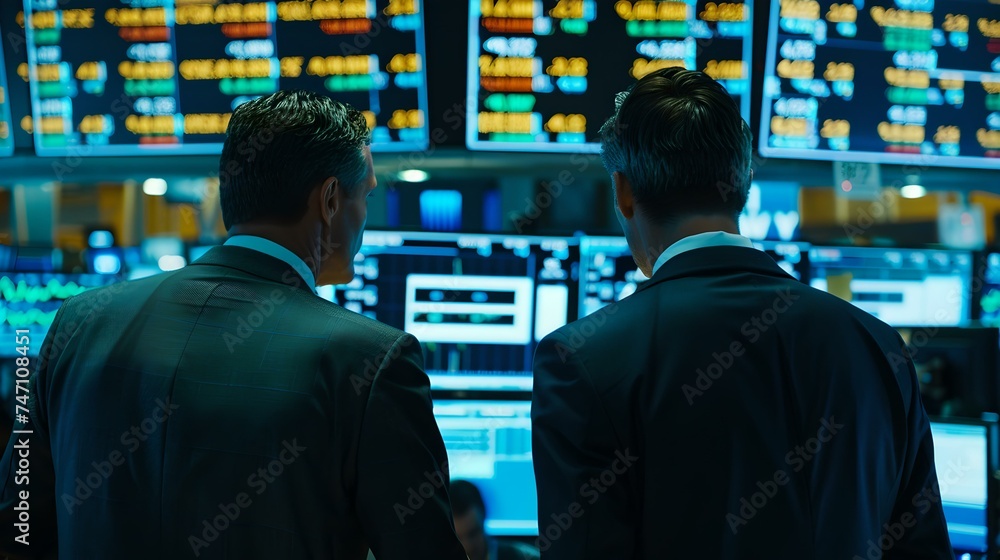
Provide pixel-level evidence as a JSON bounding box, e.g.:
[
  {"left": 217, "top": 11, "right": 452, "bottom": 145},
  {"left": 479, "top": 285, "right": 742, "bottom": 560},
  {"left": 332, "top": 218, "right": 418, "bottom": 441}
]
[
  {"left": 21, "top": 0, "right": 429, "bottom": 156},
  {"left": 467, "top": 0, "right": 753, "bottom": 152},
  {"left": 0, "top": 272, "right": 120, "bottom": 357},
  {"left": 760, "top": 0, "right": 1000, "bottom": 168},
  {"left": 326, "top": 231, "right": 579, "bottom": 391},
  {"left": 0, "top": 23, "right": 14, "bottom": 156}
]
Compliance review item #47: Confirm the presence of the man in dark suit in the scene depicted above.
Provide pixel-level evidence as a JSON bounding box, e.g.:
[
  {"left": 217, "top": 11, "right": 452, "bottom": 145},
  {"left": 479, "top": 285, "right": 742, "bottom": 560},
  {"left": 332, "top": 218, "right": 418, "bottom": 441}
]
[
  {"left": 531, "top": 68, "right": 953, "bottom": 559},
  {"left": 0, "top": 91, "right": 467, "bottom": 559}
]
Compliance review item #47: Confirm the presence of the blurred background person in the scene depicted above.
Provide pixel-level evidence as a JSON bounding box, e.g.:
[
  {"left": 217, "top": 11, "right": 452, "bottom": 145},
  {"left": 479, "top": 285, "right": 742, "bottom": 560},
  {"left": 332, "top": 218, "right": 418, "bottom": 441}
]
[{"left": 451, "top": 480, "right": 539, "bottom": 560}]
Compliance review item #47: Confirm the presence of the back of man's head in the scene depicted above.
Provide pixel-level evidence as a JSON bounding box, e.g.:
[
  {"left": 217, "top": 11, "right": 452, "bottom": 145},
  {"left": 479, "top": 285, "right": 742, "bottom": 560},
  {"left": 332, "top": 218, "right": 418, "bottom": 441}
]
[
  {"left": 598, "top": 67, "right": 753, "bottom": 223},
  {"left": 218, "top": 90, "right": 371, "bottom": 230}
]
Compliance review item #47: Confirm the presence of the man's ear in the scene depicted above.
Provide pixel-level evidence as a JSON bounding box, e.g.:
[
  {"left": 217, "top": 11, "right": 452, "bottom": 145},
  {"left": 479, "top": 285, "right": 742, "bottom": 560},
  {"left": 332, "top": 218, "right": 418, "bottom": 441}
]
[
  {"left": 320, "top": 177, "right": 339, "bottom": 224},
  {"left": 613, "top": 171, "right": 635, "bottom": 220}
]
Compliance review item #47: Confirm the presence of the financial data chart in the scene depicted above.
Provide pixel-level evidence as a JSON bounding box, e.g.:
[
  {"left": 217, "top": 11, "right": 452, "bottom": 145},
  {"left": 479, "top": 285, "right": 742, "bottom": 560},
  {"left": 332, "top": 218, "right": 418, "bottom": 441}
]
[
  {"left": 434, "top": 400, "right": 536, "bottom": 536},
  {"left": 0, "top": 23, "right": 14, "bottom": 156},
  {"left": 467, "top": 0, "right": 753, "bottom": 152},
  {"left": 930, "top": 420, "right": 990, "bottom": 553},
  {"left": 0, "top": 272, "right": 119, "bottom": 356},
  {"left": 21, "top": 0, "right": 429, "bottom": 156},
  {"left": 330, "top": 231, "right": 578, "bottom": 391},
  {"left": 578, "top": 236, "right": 646, "bottom": 317},
  {"left": 760, "top": 0, "right": 1000, "bottom": 168},
  {"left": 809, "top": 246, "right": 972, "bottom": 326}
]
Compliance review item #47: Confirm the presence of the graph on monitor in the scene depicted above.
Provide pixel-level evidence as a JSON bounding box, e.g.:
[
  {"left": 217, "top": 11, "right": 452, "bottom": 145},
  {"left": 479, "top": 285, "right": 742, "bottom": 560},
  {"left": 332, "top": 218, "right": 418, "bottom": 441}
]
[
  {"left": 330, "top": 231, "right": 578, "bottom": 390},
  {"left": 809, "top": 246, "right": 972, "bottom": 326},
  {"left": 434, "top": 399, "right": 536, "bottom": 536}
]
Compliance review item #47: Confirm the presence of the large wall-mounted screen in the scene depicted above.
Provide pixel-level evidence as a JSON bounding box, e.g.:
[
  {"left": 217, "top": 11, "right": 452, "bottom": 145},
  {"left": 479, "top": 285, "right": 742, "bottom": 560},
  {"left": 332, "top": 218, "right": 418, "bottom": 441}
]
[
  {"left": 0, "top": 23, "right": 15, "bottom": 157},
  {"left": 760, "top": 0, "right": 1000, "bottom": 168},
  {"left": 21, "top": 0, "right": 429, "bottom": 156},
  {"left": 467, "top": 0, "right": 753, "bottom": 152}
]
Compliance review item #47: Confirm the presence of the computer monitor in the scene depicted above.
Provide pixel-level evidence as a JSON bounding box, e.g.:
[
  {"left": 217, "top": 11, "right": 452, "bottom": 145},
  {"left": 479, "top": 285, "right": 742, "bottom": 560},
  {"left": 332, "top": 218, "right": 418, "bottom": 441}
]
[
  {"left": 465, "top": 0, "right": 753, "bottom": 153},
  {"left": 333, "top": 231, "right": 578, "bottom": 391},
  {"left": 434, "top": 399, "right": 536, "bottom": 536},
  {"left": 578, "top": 236, "right": 646, "bottom": 318},
  {"left": 758, "top": 0, "right": 1000, "bottom": 170},
  {"left": 897, "top": 327, "right": 1000, "bottom": 418},
  {"left": 929, "top": 416, "right": 998, "bottom": 557},
  {"left": 0, "top": 272, "right": 119, "bottom": 356},
  {"left": 809, "top": 247, "right": 972, "bottom": 326},
  {"left": 21, "top": 0, "right": 429, "bottom": 155},
  {"left": 753, "top": 241, "right": 810, "bottom": 283},
  {"left": 975, "top": 253, "right": 1000, "bottom": 328}
]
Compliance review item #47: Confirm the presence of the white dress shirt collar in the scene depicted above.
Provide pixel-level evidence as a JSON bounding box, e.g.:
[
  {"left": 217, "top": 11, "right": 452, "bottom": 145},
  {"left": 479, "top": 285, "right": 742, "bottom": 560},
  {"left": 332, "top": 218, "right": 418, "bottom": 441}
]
[
  {"left": 650, "top": 231, "right": 755, "bottom": 277},
  {"left": 224, "top": 235, "right": 317, "bottom": 294}
]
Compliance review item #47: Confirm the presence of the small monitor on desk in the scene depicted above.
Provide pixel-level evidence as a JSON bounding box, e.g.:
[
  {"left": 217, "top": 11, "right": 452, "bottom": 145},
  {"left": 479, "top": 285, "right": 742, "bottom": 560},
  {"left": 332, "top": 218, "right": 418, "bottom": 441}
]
[
  {"left": 929, "top": 416, "right": 997, "bottom": 558},
  {"left": 434, "top": 399, "right": 536, "bottom": 536}
]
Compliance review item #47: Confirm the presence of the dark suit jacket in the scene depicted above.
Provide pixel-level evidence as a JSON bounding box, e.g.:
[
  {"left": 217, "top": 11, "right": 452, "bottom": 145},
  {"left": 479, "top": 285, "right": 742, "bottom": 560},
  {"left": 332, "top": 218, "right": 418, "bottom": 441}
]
[
  {"left": 0, "top": 246, "right": 467, "bottom": 560},
  {"left": 532, "top": 246, "right": 952, "bottom": 559}
]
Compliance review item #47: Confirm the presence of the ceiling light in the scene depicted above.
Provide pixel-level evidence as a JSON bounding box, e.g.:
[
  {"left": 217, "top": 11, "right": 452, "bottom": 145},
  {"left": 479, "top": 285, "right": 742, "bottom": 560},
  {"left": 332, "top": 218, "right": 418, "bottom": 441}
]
[
  {"left": 143, "top": 178, "right": 168, "bottom": 196},
  {"left": 900, "top": 184, "right": 926, "bottom": 199},
  {"left": 397, "top": 169, "right": 429, "bottom": 182},
  {"left": 157, "top": 255, "right": 186, "bottom": 271}
]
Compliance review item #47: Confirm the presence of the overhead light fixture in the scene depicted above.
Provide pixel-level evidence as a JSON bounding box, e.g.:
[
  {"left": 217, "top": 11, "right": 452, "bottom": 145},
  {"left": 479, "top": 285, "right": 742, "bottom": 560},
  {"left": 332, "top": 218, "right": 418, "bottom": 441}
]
[
  {"left": 397, "top": 169, "right": 429, "bottom": 183},
  {"left": 157, "top": 255, "right": 186, "bottom": 271},
  {"left": 143, "top": 178, "right": 168, "bottom": 196},
  {"left": 900, "top": 175, "right": 925, "bottom": 199},
  {"left": 88, "top": 230, "right": 114, "bottom": 249},
  {"left": 900, "top": 184, "right": 927, "bottom": 199},
  {"left": 93, "top": 254, "right": 121, "bottom": 275}
]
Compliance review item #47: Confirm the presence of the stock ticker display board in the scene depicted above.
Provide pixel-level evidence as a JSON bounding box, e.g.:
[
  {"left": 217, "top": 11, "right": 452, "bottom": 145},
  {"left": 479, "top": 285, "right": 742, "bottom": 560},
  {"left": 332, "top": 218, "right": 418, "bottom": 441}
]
[
  {"left": 20, "top": 0, "right": 429, "bottom": 156},
  {"left": 0, "top": 23, "right": 14, "bottom": 157},
  {"left": 760, "top": 0, "right": 1000, "bottom": 169},
  {"left": 466, "top": 0, "right": 754, "bottom": 152}
]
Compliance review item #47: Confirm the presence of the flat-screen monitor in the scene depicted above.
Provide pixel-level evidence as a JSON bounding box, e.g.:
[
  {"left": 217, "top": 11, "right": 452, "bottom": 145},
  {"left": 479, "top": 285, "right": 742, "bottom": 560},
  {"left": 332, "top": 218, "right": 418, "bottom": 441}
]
[
  {"left": 809, "top": 247, "right": 972, "bottom": 326},
  {"left": 434, "top": 399, "right": 536, "bottom": 536},
  {"left": 898, "top": 327, "right": 999, "bottom": 418},
  {"left": 466, "top": 0, "right": 753, "bottom": 152},
  {"left": 21, "top": 0, "right": 429, "bottom": 156},
  {"left": 929, "top": 416, "right": 997, "bottom": 556},
  {"left": 759, "top": 0, "right": 1000, "bottom": 168},
  {"left": 578, "top": 236, "right": 646, "bottom": 318},
  {"left": 333, "top": 231, "right": 578, "bottom": 391},
  {"left": 0, "top": 22, "right": 14, "bottom": 157},
  {"left": 754, "top": 240, "right": 810, "bottom": 282},
  {"left": 0, "top": 272, "right": 119, "bottom": 356}
]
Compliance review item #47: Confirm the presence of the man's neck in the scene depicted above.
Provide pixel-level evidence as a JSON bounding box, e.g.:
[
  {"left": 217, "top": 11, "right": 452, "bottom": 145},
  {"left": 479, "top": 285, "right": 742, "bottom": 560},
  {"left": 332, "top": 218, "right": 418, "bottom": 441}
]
[
  {"left": 638, "top": 215, "right": 740, "bottom": 271},
  {"left": 228, "top": 223, "right": 322, "bottom": 279}
]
